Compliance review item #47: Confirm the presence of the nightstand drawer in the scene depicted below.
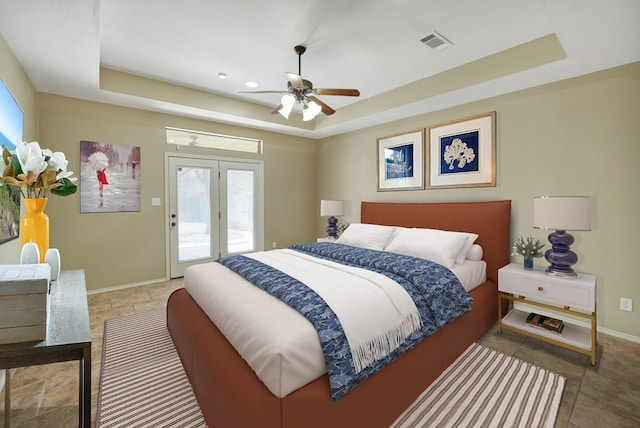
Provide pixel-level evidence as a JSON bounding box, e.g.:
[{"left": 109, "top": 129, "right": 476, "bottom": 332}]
[{"left": 499, "top": 265, "right": 595, "bottom": 312}]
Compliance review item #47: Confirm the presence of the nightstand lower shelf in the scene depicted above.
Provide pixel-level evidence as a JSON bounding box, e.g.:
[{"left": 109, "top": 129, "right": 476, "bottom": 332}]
[
  {"left": 497, "top": 263, "right": 597, "bottom": 365},
  {"left": 501, "top": 309, "right": 592, "bottom": 351}
]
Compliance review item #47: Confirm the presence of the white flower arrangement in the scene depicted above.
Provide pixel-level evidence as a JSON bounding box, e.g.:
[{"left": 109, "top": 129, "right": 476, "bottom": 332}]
[{"left": 1, "top": 141, "right": 77, "bottom": 198}]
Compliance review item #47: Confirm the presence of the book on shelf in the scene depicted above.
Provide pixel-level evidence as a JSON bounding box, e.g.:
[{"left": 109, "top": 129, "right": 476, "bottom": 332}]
[{"left": 526, "top": 312, "right": 565, "bottom": 334}]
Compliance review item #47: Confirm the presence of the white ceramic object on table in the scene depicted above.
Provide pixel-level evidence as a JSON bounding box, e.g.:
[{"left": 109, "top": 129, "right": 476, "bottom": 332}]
[
  {"left": 45, "top": 248, "right": 61, "bottom": 281},
  {"left": 20, "top": 242, "right": 40, "bottom": 264}
]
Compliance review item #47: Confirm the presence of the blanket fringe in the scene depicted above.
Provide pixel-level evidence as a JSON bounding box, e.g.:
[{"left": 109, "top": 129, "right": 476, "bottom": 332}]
[{"left": 352, "top": 312, "right": 422, "bottom": 373}]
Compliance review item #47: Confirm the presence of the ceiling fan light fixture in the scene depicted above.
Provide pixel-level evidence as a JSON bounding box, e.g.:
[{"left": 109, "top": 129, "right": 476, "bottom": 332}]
[
  {"left": 281, "top": 93, "right": 295, "bottom": 108},
  {"left": 240, "top": 45, "right": 360, "bottom": 119},
  {"left": 279, "top": 94, "right": 296, "bottom": 119},
  {"left": 303, "top": 100, "right": 322, "bottom": 121},
  {"left": 278, "top": 107, "right": 292, "bottom": 119}
]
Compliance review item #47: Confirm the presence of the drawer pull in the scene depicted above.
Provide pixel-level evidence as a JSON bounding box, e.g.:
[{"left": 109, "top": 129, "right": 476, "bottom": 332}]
[{"left": 538, "top": 286, "right": 544, "bottom": 292}]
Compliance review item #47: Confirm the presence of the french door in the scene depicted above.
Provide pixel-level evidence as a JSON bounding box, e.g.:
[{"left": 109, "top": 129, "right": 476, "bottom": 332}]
[{"left": 166, "top": 154, "right": 263, "bottom": 278}]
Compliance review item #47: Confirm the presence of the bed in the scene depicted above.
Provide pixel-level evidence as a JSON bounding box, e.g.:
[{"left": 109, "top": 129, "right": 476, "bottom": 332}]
[{"left": 167, "top": 200, "right": 511, "bottom": 427}]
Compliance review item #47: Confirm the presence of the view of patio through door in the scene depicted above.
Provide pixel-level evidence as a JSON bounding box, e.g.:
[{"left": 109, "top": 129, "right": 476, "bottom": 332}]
[{"left": 167, "top": 155, "right": 263, "bottom": 278}]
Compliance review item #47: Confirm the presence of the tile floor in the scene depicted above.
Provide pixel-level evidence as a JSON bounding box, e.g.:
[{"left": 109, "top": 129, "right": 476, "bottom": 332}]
[
  {"left": 477, "top": 324, "right": 640, "bottom": 427},
  {"left": 0, "top": 278, "right": 184, "bottom": 427},
  {"left": 1, "top": 279, "right": 638, "bottom": 427}
]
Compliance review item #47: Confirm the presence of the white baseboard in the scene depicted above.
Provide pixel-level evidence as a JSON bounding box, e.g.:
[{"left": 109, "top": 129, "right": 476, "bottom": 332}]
[
  {"left": 597, "top": 326, "right": 640, "bottom": 344},
  {"left": 87, "top": 277, "right": 169, "bottom": 295}
]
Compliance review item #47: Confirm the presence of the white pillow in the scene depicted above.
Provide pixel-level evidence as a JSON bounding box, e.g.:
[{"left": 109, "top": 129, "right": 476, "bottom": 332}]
[
  {"left": 384, "top": 227, "right": 470, "bottom": 269},
  {"left": 465, "top": 244, "right": 483, "bottom": 261},
  {"left": 336, "top": 223, "right": 398, "bottom": 250},
  {"left": 456, "top": 232, "right": 479, "bottom": 264}
]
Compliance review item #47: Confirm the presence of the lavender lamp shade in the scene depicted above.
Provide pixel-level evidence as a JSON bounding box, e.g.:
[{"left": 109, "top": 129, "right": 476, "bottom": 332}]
[
  {"left": 533, "top": 196, "right": 590, "bottom": 278},
  {"left": 320, "top": 200, "right": 344, "bottom": 239}
]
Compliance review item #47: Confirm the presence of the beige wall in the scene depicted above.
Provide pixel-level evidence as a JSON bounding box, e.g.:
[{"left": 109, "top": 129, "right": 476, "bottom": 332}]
[
  {"left": 0, "top": 34, "right": 37, "bottom": 264},
  {"left": 36, "top": 94, "right": 317, "bottom": 291},
  {"left": 2, "top": 30, "right": 638, "bottom": 338},
  {"left": 317, "top": 62, "right": 640, "bottom": 338}
]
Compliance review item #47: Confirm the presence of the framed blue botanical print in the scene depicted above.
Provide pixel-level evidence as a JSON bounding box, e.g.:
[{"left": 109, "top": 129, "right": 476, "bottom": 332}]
[
  {"left": 377, "top": 129, "right": 425, "bottom": 191},
  {"left": 428, "top": 112, "right": 496, "bottom": 189}
]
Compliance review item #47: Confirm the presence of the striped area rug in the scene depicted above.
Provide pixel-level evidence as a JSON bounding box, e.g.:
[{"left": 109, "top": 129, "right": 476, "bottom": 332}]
[
  {"left": 97, "top": 311, "right": 564, "bottom": 428},
  {"left": 96, "top": 310, "right": 206, "bottom": 428},
  {"left": 391, "top": 342, "right": 566, "bottom": 428}
]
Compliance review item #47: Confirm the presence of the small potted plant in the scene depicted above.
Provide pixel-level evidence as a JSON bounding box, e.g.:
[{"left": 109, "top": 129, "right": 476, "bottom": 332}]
[
  {"left": 512, "top": 236, "right": 545, "bottom": 269},
  {"left": 336, "top": 221, "right": 350, "bottom": 238}
]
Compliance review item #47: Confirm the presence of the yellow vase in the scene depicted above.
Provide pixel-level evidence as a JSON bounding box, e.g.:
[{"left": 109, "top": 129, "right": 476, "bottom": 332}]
[{"left": 21, "top": 198, "right": 49, "bottom": 263}]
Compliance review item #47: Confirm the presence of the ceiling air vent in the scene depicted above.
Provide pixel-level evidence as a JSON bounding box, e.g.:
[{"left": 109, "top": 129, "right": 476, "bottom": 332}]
[{"left": 420, "top": 31, "right": 454, "bottom": 51}]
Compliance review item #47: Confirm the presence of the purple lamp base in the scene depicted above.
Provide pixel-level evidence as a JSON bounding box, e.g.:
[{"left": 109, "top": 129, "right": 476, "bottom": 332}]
[
  {"left": 545, "top": 230, "right": 578, "bottom": 278},
  {"left": 325, "top": 216, "right": 338, "bottom": 239}
]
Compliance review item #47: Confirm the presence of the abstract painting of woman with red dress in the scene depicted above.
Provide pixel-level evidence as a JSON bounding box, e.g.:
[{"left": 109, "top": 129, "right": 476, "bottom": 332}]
[{"left": 81, "top": 141, "right": 141, "bottom": 213}]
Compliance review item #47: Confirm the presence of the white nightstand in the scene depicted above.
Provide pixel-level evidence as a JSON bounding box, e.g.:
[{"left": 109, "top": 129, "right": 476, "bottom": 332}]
[
  {"left": 497, "top": 263, "right": 597, "bottom": 365},
  {"left": 316, "top": 237, "right": 336, "bottom": 243}
]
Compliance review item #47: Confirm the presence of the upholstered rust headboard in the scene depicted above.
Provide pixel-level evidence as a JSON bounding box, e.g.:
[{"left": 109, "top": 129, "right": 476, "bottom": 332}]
[{"left": 361, "top": 200, "right": 511, "bottom": 286}]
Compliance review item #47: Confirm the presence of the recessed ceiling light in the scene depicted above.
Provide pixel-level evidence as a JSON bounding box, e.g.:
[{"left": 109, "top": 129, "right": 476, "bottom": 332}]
[
  {"left": 217, "top": 73, "right": 227, "bottom": 79},
  {"left": 245, "top": 81, "right": 258, "bottom": 88}
]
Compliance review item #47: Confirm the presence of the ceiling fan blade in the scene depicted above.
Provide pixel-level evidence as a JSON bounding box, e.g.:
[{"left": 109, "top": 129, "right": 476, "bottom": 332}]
[
  {"left": 271, "top": 104, "right": 283, "bottom": 115},
  {"left": 286, "top": 72, "right": 304, "bottom": 90},
  {"left": 315, "top": 88, "right": 360, "bottom": 97},
  {"left": 309, "top": 96, "right": 335, "bottom": 115}
]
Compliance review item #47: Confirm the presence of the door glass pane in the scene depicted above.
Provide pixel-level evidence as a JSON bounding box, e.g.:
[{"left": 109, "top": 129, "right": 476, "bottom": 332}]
[
  {"left": 227, "top": 169, "right": 254, "bottom": 253},
  {"left": 178, "top": 166, "right": 211, "bottom": 261}
]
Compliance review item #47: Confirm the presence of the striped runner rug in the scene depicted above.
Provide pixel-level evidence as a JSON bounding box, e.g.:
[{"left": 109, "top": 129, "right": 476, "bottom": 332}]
[
  {"left": 97, "top": 310, "right": 564, "bottom": 428},
  {"left": 391, "top": 342, "right": 566, "bottom": 428},
  {"left": 96, "top": 310, "right": 206, "bottom": 428}
]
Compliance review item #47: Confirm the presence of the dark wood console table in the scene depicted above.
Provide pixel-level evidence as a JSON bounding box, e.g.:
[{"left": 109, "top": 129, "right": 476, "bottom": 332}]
[{"left": 0, "top": 269, "right": 91, "bottom": 427}]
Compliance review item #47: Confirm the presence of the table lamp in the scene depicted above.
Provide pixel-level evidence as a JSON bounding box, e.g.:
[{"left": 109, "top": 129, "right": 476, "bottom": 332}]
[
  {"left": 320, "top": 200, "right": 344, "bottom": 239},
  {"left": 533, "top": 196, "right": 591, "bottom": 278}
]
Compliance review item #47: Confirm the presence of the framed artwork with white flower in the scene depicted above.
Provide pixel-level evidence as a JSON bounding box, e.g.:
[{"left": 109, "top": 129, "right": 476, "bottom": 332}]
[
  {"left": 377, "top": 129, "right": 425, "bottom": 191},
  {"left": 427, "top": 112, "right": 496, "bottom": 189}
]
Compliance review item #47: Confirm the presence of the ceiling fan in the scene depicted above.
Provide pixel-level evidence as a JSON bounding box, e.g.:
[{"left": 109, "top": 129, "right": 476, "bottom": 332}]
[{"left": 239, "top": 45, "right": 360, "bottom": 121}]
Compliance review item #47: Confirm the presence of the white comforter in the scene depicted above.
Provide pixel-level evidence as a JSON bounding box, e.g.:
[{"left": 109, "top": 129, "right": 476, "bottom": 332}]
[
  {"left": 185, "top": 260, "right": 327, "bottom": 398},
  {"left": 245, "top": 250, "right": 421, "bottom": 373},
  {"left": 184, "top": 253, "right": 486, "bottom": 398}
]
